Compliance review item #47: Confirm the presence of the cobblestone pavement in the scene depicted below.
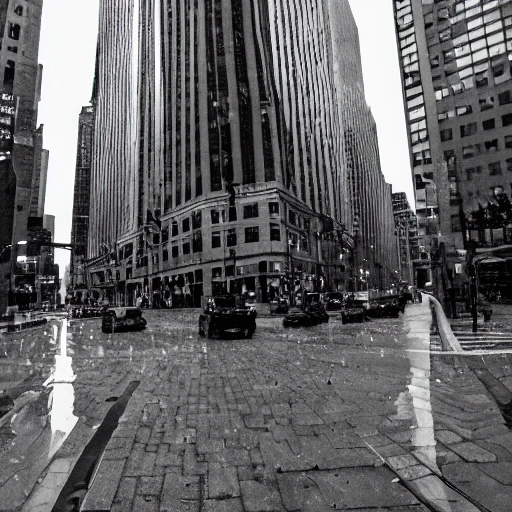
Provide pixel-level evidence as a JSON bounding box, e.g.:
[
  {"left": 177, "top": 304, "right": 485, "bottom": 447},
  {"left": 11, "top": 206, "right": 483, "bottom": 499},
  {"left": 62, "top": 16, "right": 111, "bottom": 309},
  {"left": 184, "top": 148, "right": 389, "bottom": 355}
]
[{"left": 1, "top": 305, "right": 512, "bottom": 510}]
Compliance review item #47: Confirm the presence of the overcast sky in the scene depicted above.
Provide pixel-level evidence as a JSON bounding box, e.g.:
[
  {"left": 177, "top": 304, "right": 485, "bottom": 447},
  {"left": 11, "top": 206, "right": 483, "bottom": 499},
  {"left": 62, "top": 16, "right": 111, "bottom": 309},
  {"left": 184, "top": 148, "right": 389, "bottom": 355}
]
[{"left": 38, "top": 0, "right": 413, "bottom": 277}]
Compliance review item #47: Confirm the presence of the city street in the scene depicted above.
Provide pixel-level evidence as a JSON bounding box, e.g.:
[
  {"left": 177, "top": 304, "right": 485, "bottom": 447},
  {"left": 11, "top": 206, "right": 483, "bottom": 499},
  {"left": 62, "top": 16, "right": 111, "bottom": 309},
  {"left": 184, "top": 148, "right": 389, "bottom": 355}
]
[{"left": 1, "top": 304, "right": 512, "bottom": 511}]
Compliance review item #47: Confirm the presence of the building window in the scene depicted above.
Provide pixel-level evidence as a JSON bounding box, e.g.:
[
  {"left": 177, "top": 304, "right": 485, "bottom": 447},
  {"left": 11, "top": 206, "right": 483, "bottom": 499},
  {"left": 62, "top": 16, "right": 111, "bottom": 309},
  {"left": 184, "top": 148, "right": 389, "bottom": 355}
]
[
  {"left": 14, "top": 5, "right": 23, "bottom": 15},
  {"left": 498, "top": 91, "right": 512, "bottom": 106},
  {"left": 269, "top": 202, "right": 279, "bottom": 216},
  {"left": 300, "top": 234, "right": 309, "bottom": 251},
  {"left": 245, "top": 226, "right": 259, "bottom": 243},
  {"left": 462, "top": 145, "right": 474, "bottom": 158},
  {"left": 460, "top": 123, "right": 477, "bottom": 137},
  {"left": 505, "top": 135, "right": 512, "bottom": 149},
  {"left": 211, "top": 208, "right": 224, "bottom": 224},
  {"left": 8, "top": 23, "right": 20, "bottom": 40},
  {"left": 192, "top": 211, "right": 202, "bottom": 229},
  {"left": 489, "top": 162, "right": 502, "bottom": 175},
  {"left": 161, "top": 228, "right": 169, "bottom": 244},
  {"left": 211, "top": 231, "right": 221, "bottom": 248},
  {"left": 456, "top": 105, "right": 472, "bottom": 116},
  {"left": 482, "top": 118, "right": 496, "bottom": 132},
  {"left": 225, "top": 265, "right": 235, "bottom": 277},
  {"left": 506, "top": 158, "right": 512, "bottom": 172},
  {"left": 502, "top": 114, "right": 512, "bottom": 127},
  {"left": 228, "top": 205, "right": 237, "bottom": 222},
  {"left": 193, "top": 232, "right": 202, "bottom": 252},
  {"left": 243, "top": 203, "right": 259, "bottom": 219},
  {"left": 182, "top": 240, "right": 190, "bottom": 255},
  {"left": 485, "top": 139, "right": 498, "bottom": 152},
  {"left": 466, "top": 168, "right": 473, "bottom": 180},
  {"left": 270, "top": 223, "right": 281, "bottom": 241},
  {"left": 288, "top": 210, "right": 297, "bottom": 226},
  {"left": 479, "top": 96, "right": 494, "bottom": 110},
  {"left": 476, "top": 72, "right": 489, "bottom": 88},
  {"left": 451, "top": 215, "right": 462, "bottom": 232},
  {"left": 440, "top": 128, "right": 452, "bottom": 141},
  {"left": 226, "top": 228, "right": 237, "bottom": 247},
  {"left": 212, "top": 267, "right": 223, "bottom": 279},
  {"left": 171, "top": 245, "right": 179, "bottom": 258},
  {"left": 182, "top": 218, "right": 190, "bottom": 232},
  {"left": 171, "top": 220, "right": 178, "bottom": 237}
]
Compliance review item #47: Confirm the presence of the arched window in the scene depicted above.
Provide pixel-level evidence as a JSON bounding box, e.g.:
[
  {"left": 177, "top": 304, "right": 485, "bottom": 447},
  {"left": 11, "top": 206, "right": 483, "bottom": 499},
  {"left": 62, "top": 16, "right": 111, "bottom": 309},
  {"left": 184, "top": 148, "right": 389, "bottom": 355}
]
[{"left": 14, "top": 5, "right": 23, "bottom": 15}]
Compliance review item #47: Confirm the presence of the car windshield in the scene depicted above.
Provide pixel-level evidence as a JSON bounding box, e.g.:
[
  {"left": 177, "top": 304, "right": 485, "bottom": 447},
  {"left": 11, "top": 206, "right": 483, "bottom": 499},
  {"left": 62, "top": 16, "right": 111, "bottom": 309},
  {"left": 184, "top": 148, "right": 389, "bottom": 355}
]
[{"left": 212, "top": 296, "right": 236, "bottom": 308}]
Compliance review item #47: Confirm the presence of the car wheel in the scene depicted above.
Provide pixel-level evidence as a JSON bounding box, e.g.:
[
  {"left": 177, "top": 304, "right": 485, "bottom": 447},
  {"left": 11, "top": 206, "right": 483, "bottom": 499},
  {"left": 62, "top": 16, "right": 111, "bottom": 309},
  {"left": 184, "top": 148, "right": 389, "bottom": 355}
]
[{"left": 243, "top": 328, "right": 253, "bottom": 339}]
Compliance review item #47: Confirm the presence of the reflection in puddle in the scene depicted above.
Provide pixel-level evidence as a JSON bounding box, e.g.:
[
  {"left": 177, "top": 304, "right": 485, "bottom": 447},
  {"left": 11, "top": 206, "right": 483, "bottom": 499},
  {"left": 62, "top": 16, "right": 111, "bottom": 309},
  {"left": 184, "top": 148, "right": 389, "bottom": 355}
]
[
  {"left": 46, "top": 319, "right": 78, "bottom": 459},
  {"left": 0, "top": 319, "right": 78, "bottom": 508}
]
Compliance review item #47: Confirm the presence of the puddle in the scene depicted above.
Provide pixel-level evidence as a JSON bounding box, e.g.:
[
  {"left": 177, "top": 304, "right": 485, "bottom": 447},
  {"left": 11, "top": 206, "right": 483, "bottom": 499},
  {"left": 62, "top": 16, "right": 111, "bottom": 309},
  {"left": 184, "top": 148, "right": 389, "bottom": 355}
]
[{"left": 0, "top": 319, "right": 78, "bottom": 509}]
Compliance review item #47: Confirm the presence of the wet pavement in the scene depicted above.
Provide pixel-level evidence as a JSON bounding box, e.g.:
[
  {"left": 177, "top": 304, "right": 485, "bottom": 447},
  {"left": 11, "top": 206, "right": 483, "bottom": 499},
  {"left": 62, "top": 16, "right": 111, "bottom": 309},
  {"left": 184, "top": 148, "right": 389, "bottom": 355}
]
[{"left": 0, "top": 305, "right": 511, "bottom": 510}]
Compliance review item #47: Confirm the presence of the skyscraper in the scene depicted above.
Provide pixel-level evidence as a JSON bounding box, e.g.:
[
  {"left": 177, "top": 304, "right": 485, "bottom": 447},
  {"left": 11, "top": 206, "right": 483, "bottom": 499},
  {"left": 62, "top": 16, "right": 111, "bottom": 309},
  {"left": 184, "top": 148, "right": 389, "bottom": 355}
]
[
  {"left": 0, "top": 0, "right": 47, "bottom": 312},
  {"left": 87, "top": 0, "right": 355, "bottom": 306},
  {"left": 329, "top": 0, "right": 399, "bottom": 289},
  {"left": 393, "top": 0, "right": 512, "bottom": 284},
  {"left": 70, "top": 105, "right": 95, "bottom": 289}
]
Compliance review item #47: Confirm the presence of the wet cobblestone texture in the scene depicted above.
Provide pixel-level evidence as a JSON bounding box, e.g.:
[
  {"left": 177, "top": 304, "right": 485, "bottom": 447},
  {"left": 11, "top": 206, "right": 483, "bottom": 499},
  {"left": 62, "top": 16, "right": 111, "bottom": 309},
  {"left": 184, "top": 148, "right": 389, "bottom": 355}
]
[
  {"left": 1, "top": 304, "right": 511, "bottom": 510},
  {"left": 429, "top": 302, "right": 512, "bottom": 512}
]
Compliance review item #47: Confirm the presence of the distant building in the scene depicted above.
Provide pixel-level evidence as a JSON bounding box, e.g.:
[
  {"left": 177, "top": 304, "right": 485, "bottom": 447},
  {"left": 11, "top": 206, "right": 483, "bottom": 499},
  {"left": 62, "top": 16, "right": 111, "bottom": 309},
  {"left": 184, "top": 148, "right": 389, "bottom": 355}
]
[
  {"left": 329, "top": 0, "right": 400, "bottom": 290},
  {"left": 70, "top": 105, "right": 95, "bottom": 289},
  {"left": 392, "top": 192, "right": 418, "bottom": 286},
  {"left": 0, "top": 0, "right": 48, "bottom": 312},
  {"left": 393, "top": 0, "right": 512, "bottom": 266}
]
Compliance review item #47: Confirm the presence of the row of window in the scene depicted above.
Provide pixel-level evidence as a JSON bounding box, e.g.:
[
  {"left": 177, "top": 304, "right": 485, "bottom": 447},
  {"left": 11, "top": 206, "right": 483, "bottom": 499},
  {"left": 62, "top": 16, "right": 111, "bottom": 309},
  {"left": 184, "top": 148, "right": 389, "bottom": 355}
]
[
  {"left": 437, "top": 89, "right": 512, "bottom": 121},
  {"left": 211, "top": 261, "right": 283, "bottom": 279},
  {"left": 441, "top": 113, "right": 512, "bottom": 140},
  {"left": 465, "top": 158, "right": 512, "bottom": 179},
  {"left": 461, "top": 134, "right": 512, "bottom": 156},
  {"left": 163, "top": 201, "right": 281, "bottom": 239}
]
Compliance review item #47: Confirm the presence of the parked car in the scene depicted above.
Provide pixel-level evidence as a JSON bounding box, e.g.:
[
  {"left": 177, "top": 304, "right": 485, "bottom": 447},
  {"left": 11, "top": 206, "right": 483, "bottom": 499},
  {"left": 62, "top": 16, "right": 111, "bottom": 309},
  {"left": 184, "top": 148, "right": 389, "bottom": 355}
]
[
  {"left": 101, "top": 307, "right": 147, "bottom": 333},
  {"left": 366, "top": 297, "right": 401, "bottom": 319},
  {"left": 341, "top": 298, "right": 368, "bottom": 324},
  {"left": 199, "top": 295, "right": 256, "bottom": 339},
  {"left": 283, "top": 302, "right": 329, "bottom": 328},
  {"left": 323, "top": 292, "right": 344, "bottom": 311},
  {"left": 283, "top": 311, "right": 313, "bottom": 328}
]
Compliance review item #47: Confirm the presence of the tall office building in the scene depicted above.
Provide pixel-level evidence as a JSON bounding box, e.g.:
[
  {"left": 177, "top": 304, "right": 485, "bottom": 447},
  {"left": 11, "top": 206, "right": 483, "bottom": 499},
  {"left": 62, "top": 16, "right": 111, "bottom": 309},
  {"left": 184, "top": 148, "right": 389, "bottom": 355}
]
[
  {"left": 393, "top": 0, "right": 512, "bottom": 284},
  {"left": 87, "top": 0, "right": 139, "bottom": 260},
  {"left": 70, "top": 105, "right": 95, "bottom": 289},
  {"left": 0, "top": 0, "right": 48, "bottom": 312},
  {"left": 393, "top": 191, "right": 418, "bottom": 285},
  {"left": 329, "top": 0, "right": 399, "bottom": 289},
  {"left": 87, "top": 0, "right": 355, "bottom": 306}
]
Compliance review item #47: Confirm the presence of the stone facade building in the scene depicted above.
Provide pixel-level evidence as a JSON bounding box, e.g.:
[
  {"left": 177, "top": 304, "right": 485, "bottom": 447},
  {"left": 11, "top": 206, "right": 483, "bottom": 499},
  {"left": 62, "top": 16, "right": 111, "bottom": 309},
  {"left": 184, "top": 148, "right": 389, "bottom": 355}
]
[
  {"left": 70, "top": 105, "right": 95, "bottom": 289},
  {"left": 86, "top": 0, "right": 399, "bottom": 305}
]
